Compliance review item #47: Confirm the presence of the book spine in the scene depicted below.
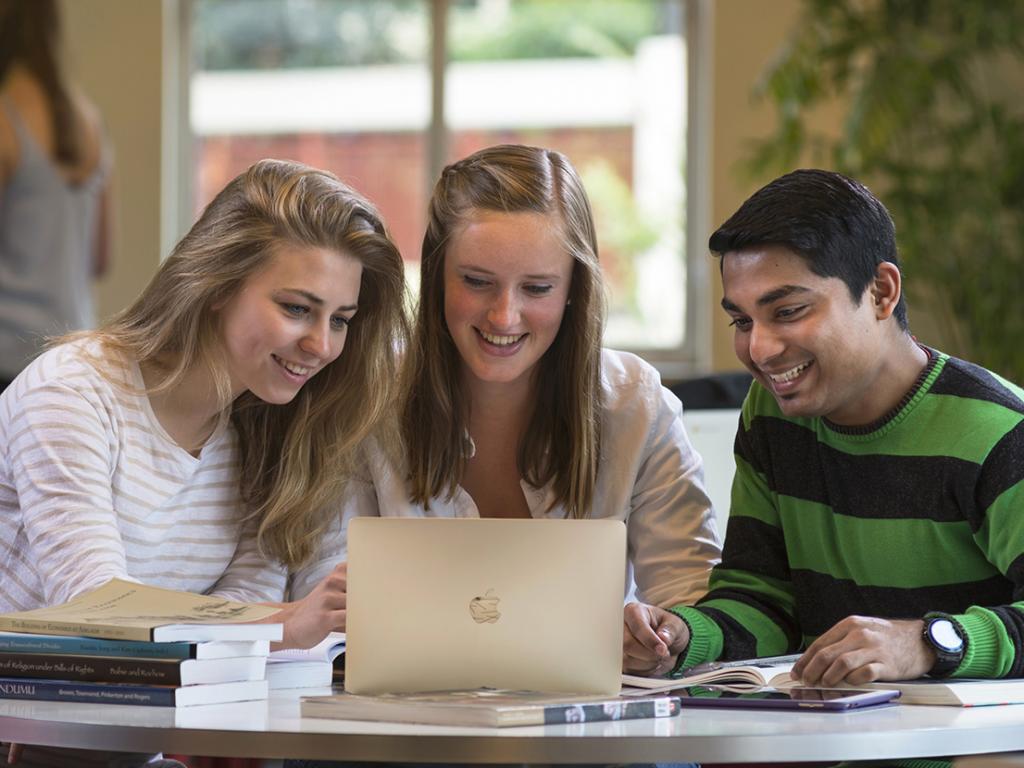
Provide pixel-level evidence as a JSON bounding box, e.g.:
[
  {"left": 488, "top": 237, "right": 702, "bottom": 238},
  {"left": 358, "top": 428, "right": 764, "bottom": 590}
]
[
  {"left": 539, "top": 697, "right": 681, "bottom": 726},
  {"left": 0, "top": 618, "right": 150, "bottom": 641},
  {"left": 0, "top": 653, "right": 184, "bottom": 685},
  {"left": 0, "top": 677, "right": 176, "bottom": 707},
  {"left": 0, "top": 635, "right": 192, "bottom": 660}
]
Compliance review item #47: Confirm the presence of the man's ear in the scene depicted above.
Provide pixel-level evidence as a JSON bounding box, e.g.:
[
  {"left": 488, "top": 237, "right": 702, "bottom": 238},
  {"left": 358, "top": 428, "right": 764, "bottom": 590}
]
[{"left": 870, "top": 262, "right": 902, "bottom": 320}]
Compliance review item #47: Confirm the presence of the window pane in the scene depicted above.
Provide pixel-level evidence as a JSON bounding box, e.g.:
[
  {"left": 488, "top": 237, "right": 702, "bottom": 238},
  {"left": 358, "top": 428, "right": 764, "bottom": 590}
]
[
  {"left": 190, "top": 0, "right": 431, "bottom": 268},
  {"left": 446, "top": 0, "right": 687, "bottom": 349},
  {"left": 190, "top": 0, "right": 688, "bottom": 352}
]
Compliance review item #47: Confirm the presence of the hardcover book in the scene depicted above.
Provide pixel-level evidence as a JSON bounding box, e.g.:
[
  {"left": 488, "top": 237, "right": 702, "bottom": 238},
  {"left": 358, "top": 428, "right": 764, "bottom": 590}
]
[
  {"left": 856, "top": 678, "right": 1024, "bottom": 707},
  {"left": 0, "top": 652, "right": 266, "bottom": 686},
  {"left": 301, "top": 689, "right": 681, "bottom": 727},
  {"left": 0, "top": 580, "right": 282, "bottom": 642},
  {"left": 0, "top": 631, "right": 269, "bottom": 660},
  {"left": 0, "top": 676, "right": 269, "bottom": 707}
]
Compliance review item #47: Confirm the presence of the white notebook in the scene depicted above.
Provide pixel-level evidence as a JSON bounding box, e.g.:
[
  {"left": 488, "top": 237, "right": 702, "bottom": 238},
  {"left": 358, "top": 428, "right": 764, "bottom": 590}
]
[{"left": 344, "top": 517, "right": 626, "bottom": 696}]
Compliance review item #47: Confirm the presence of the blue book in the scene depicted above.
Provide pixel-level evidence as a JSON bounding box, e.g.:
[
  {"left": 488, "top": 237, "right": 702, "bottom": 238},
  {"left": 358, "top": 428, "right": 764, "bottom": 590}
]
[
  {"left": 0, "top": 631, "right": 268, "bottom": 660},
  {"left": 0, "top": 676, "right": 268, "bottom": 707}
]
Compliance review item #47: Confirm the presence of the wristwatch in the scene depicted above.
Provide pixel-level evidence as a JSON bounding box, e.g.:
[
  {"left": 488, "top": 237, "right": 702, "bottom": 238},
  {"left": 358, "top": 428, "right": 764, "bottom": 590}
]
[{"left": 922, "top": 614, "right": 965, "bottom": 678}]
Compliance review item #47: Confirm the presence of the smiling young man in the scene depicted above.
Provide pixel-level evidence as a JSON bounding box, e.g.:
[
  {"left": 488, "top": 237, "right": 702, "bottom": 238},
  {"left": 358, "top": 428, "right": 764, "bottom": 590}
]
[{"left": 624, "top": 169, "right": 1024, "bottom": 694}]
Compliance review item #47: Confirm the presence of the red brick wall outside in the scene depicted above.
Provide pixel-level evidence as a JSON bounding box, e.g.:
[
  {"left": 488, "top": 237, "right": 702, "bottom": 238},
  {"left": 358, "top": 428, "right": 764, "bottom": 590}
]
[{"left": 195, "top": 127, "right": 633, "bottom": 268}]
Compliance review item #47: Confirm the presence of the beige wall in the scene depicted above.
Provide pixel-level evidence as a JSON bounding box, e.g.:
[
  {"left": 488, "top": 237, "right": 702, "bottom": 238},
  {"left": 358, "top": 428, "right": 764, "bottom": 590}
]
[
  {"left": 706, "top": 0, "right": 853, "bottom": 371},
  {"left": 706, "top": 0, "right": 802, "bottom": 370},
  {"left": 62, "top": 0, "right": 164, "bottom": 322},
  {"left": 61, "top": 0, "right": 840, "bottom": 372}
]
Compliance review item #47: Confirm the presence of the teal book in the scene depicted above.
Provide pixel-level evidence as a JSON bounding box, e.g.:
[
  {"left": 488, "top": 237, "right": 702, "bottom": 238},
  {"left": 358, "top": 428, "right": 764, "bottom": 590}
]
[{"left": 0, "top": 631, "right": 269, "bottom": 660}]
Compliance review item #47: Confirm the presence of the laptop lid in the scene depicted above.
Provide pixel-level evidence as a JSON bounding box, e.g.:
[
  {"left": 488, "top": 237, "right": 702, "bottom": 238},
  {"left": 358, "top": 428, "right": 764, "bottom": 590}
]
[{"left": 344, "top": 517, "right": 626, "bottom": 696}]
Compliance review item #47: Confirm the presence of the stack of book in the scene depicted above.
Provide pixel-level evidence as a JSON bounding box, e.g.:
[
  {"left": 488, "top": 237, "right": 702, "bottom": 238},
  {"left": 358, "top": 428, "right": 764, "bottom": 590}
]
[{"left": 0, "top": 579, "right": 283, "bottom": 707}]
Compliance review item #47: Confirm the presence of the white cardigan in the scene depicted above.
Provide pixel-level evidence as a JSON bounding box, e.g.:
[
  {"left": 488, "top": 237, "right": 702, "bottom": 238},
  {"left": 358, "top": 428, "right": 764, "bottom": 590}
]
[{"left": 291, "top": 349, "right": 722, "bottom": 608}]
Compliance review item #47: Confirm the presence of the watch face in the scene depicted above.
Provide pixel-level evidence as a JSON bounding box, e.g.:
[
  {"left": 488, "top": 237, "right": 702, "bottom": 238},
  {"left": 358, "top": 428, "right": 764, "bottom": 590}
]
[{"left": 929, "top": 619, "right": 964, "bottom": 653}]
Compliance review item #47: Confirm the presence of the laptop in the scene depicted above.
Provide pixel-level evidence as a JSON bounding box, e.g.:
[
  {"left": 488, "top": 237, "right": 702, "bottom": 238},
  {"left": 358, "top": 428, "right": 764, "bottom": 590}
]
[{"left": 344, "top": 517, "right": 626, "bottom": 696}]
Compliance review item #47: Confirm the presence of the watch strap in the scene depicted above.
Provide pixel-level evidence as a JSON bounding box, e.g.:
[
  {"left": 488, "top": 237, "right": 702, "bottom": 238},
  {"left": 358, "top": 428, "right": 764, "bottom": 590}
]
[{"left": 923, "top": 612, "right": 967, "bottom": 678}]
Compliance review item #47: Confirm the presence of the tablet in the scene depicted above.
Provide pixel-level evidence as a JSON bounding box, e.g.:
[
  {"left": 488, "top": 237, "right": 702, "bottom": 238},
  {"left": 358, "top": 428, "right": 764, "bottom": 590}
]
[{"left": 677, "top": 686, "right": 900, "bottom": 711}]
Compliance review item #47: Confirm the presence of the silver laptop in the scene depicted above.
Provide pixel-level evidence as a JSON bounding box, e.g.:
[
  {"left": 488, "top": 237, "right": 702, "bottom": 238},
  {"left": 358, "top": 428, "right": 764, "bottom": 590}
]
[{"left": 344, "top": 517, "right": 626, "bottom": 696}]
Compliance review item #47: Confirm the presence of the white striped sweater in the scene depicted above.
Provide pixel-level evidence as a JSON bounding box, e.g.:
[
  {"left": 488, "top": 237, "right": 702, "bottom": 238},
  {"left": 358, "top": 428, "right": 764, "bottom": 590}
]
[{"left": 0, "top": 339, "right": 286, "bottom": 613}]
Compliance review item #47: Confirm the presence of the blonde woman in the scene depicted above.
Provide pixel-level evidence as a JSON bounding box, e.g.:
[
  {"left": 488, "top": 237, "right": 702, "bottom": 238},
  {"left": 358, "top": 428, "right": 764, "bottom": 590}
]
[
  {"left": 291, "top": 145, "right": 720, "bottom": 658},
  {"left": 0, "top": 159, "right": 406, "bottom": 741}
]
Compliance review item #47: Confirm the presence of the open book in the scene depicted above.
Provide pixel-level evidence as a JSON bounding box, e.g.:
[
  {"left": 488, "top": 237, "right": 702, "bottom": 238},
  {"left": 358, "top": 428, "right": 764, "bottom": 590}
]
[
  {"left": 622, "top": 654, "right": 800, "bottom": 694},
  {"left": 266, "top": 631, "right": 345, "bottom": 689},
  {"left": 0, "top": 579, "right": 282, "bottom": 642},
  {"left": 623, "top": 654, "right": 1024, "bottom": 707}
]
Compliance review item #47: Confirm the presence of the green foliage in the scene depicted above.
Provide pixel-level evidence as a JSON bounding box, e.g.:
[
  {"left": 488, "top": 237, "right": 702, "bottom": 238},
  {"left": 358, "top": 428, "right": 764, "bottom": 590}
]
[
  {"left": 194, "top": 0, "right": 669, "bottom": 70},
  {"left": 193, "top": 0, "right": 425, "bottom": 69},
  {"left": 580, "top": 159, "right": 661, "bottom": 313},
  {"left": 748, "top": 0, "right": 1024, "bottom": 380},
  {"left": 449, "top": 0, "right": 660, "bottom": 61}
]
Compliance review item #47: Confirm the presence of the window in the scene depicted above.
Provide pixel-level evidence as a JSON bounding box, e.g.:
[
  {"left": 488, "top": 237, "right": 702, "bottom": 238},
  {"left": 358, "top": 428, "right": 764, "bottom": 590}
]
[{"left": 187, "top": 0, "right": 706, "bottom": 372}]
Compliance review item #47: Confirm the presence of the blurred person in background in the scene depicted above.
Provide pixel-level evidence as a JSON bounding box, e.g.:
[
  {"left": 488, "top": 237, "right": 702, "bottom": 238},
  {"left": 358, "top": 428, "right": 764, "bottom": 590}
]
[{"left": 0, "top": 0, "right": 113, "bottom": 392}]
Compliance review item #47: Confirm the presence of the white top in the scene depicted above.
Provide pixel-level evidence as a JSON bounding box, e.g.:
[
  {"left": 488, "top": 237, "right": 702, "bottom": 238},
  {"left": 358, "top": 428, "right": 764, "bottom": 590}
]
[
  {"left": 291, "top": 349, "right": 722, "bottom": 608},
  {"left": 0, "top": 339, "right": 287, "bottom": 613}
]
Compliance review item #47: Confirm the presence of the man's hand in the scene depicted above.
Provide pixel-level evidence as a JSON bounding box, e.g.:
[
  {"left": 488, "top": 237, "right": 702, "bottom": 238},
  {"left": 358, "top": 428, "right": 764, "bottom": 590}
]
[
  {"left": 265, "top": 562, "right": 347, "bottom": 650},
  {"left": 622, "top": 602, "right": 691, "bottom": 677},
  {"left": 792, "top": 616, "right": 934, "bottom": 686}
]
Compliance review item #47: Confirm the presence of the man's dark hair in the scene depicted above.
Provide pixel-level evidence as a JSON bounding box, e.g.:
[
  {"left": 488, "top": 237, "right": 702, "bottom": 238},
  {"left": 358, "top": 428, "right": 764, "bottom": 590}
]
[{"left": 709, "top": 169, "right": 908, "bottom": 330}]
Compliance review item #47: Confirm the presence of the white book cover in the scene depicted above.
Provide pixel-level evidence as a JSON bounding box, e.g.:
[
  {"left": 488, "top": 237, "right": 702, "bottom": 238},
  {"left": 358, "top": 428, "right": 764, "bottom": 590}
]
[
  {"left": 857, "top": 678, "right": 1024, "bottom": 707},
  {"left": 268, "top": 632, "right": 345, "bottom": 663},
  {"left": 265, "top": 631, "right": 345, "bottom": 689},
  {"left": 266, "top": 660, "right": 333, "bottom": 690}
]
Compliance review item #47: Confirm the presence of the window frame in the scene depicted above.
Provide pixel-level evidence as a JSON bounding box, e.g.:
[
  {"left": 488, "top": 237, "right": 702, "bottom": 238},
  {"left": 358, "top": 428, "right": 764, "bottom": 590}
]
[{"left": 171, "top": 0, "right": 711, "bottom": 377}]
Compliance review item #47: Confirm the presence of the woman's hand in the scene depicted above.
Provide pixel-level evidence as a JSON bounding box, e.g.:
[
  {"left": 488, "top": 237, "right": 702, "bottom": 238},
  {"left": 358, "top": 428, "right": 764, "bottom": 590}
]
[
  {"left": 264, "top": 562, "right": 347, "bottom": 650},
  {"left": 622, "top": 602, "right": 690, "bottom": 677}
]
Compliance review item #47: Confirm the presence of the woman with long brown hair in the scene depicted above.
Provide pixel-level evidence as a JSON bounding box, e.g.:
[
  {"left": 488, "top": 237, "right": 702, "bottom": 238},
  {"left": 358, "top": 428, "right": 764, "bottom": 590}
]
[
  {"left": 0, "top": 0, "right": 112, "bottom": 391},
  {"left": 292, "top": 145, "right": 720, "bottom": 645}
]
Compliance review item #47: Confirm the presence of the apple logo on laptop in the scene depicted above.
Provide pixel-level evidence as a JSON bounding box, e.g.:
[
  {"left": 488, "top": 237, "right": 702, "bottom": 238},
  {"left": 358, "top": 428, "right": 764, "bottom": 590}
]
[{"left": 469, "top": 588, "right": 501, "bottom": 624}]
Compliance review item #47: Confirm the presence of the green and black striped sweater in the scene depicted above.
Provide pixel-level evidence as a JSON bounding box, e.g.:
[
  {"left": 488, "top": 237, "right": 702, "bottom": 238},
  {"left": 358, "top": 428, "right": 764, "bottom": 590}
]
[{"left": 672, "top": 349, "right": 1024, "bottom": 678}]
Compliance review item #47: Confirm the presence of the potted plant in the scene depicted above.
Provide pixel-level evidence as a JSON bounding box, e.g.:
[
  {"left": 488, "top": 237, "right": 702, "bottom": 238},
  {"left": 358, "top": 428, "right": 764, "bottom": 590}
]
[{"left": 747, "top": 0, "right": 1024, "bottom": 381}]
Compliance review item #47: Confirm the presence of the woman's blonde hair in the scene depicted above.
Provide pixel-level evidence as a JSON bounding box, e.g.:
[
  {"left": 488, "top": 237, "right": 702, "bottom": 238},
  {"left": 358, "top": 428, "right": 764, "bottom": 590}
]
[
  {"left": 92, "top": 158, "right": 408, "bottom": 568},
  {"left": 403, "top": 144, "right": 606, "bottom": 518}
]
